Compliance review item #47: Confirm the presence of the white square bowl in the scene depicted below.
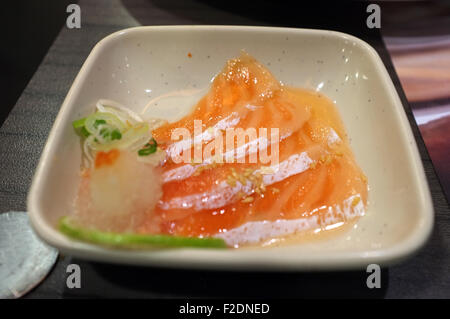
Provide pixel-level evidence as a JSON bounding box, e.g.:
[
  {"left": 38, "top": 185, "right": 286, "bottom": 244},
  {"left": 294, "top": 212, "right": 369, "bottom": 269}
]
[{"left": 27, "top": 26, "right": 433, "bottom": 270}]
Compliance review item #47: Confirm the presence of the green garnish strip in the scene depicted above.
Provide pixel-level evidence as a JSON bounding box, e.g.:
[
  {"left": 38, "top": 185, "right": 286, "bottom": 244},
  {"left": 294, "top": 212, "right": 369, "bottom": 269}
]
[
  {"left": 138, "top": 138, "right": 158, "bottom": 156},
  {"left": 59, "top": 216, "right": 227, "bottom": 249},
  {"left": 72, "top": 117, "right": 86, "bottom": 129}
]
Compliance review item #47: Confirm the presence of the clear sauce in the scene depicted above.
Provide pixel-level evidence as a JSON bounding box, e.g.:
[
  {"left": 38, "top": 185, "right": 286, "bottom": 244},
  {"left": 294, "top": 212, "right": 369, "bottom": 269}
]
[{"left": 241, "top": 219, "right": 358, "bottom": 249}]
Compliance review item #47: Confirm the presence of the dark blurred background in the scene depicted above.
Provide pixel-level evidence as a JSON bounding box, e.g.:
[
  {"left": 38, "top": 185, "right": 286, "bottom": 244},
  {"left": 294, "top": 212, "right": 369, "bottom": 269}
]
[
  {"left": 0, "top": 1, "right": 74, "bottom": 126},
  {"left": 0, "top": 0, "right": 381, "bottom": 127},
  {"left": 3, "top": 0, "right": 450, "bottom": 127}
]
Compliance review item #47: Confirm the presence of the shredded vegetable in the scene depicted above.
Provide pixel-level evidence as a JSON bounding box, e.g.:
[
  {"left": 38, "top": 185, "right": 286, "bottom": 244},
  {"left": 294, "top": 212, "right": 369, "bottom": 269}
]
[{"left": 72, "top": 99, "right": 167, "bottom": 167}]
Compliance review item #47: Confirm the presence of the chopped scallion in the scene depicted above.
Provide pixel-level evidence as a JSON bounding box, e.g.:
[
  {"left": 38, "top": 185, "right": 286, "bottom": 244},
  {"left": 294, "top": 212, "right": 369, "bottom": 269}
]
[
  {"left": 72, "top": 117, "right": 86, "bottom": 129},
  {"left": 138, "top": 138, "right": 157, "bottom": 156}
]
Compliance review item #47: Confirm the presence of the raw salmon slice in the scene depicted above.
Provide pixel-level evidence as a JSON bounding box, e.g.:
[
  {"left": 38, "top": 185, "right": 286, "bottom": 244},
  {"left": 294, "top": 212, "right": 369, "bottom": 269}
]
[{"left": 139, "top": 53, "right": 368, "bottom": 246}]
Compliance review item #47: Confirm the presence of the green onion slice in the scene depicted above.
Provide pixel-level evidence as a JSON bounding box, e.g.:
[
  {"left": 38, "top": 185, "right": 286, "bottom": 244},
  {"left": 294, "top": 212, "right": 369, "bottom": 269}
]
[
  {"left": 84, "top": 112, "right": 126, "bottom": 135},
  {"left": 138, "top": 138, "right": 158, "bottom": 156},
  {"left": 72, "top": 117, "right": 87, "bottom": 129},
  {"left": 73, "top": 117, "right": 91, "bottom": 137}
]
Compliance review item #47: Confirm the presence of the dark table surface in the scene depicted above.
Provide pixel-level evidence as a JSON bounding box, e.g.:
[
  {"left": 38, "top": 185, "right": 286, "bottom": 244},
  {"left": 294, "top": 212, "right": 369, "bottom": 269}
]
[{"left": 1, "top": 0, "right": 449, "bottom": 298}]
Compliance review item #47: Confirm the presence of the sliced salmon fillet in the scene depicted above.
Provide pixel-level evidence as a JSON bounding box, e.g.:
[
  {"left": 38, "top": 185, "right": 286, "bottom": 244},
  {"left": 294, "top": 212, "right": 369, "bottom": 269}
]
[{"left": 139, "top": 53, "right": 368, "bottom": 245}]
